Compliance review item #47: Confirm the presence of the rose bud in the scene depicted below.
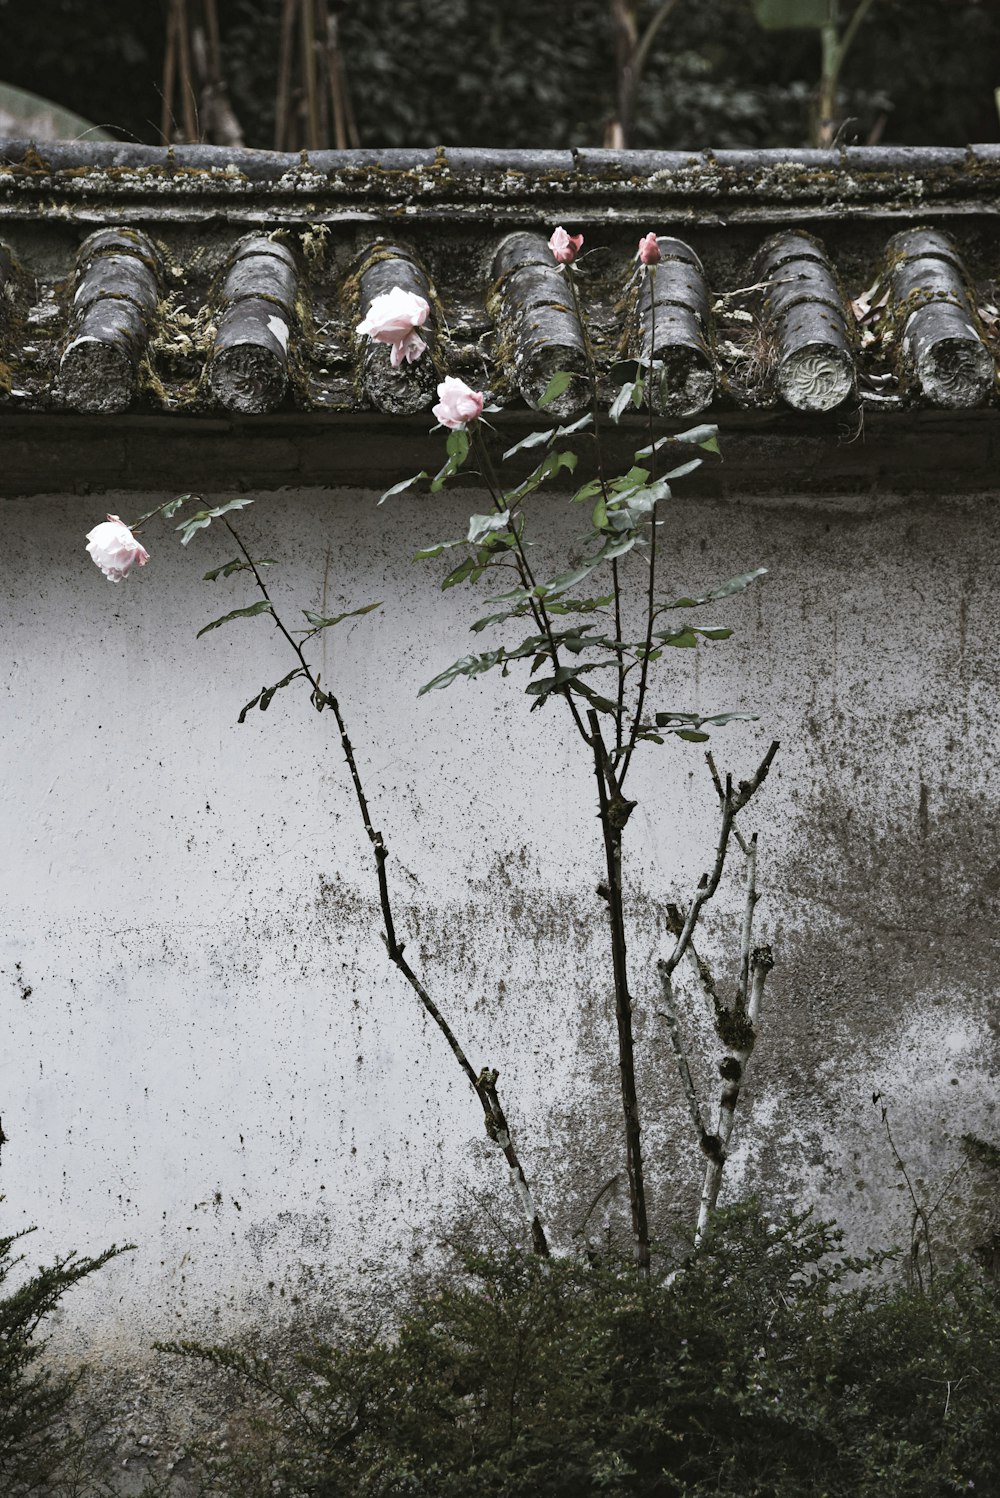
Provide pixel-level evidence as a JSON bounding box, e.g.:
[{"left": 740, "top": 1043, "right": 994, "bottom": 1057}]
[
  {"left": 638, "top": 233, "right": 662, "bottom": 265},
  {"left": 548, "top": 227, "right": 584, "bottom": 265}
]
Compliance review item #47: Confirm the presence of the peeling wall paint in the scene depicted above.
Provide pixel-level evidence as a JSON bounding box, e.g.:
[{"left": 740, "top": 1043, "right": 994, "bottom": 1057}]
[{"left": 2, "top": 482, "right": 999, "bottom": 1374}]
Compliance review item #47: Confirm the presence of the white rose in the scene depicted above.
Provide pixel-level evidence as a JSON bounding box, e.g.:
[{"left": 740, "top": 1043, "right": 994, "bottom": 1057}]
[
  {"left": 85, "top": 515, "right": 150, "bottom": 582},
  {"left": 356, "top": 286, "right": 430, "bottom": 369}
]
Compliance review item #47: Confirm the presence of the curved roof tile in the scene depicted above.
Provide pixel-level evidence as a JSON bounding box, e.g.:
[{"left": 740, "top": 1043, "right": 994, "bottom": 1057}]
[{"left": 0, "top": 143, "right": 998, "bottom": 421}]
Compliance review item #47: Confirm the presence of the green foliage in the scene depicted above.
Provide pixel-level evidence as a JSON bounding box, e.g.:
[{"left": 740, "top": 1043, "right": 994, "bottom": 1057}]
[
  {"left": 177, "top": 497, "right": 256, "bottom": 547},
  {"left": 195, "top": 599, "right": 274, "bottom": 638},
  {"left": 163, "top": 1201, "right": 1000, "bottom": 1498},
  {"left": 752, "top": 0, "right": 833, "bottom": 29},
  {"left": 1, "top": 0, "right": 998, "bottom": 152},
  {"left": 416, "top": 408, "right": 759, "bottom": 749},
  {"left": 299, "top": 601, "right": 383, "bottom": 641},
  {"left": 0, "top": 1215, "right": 128, "bottom": 1497}
]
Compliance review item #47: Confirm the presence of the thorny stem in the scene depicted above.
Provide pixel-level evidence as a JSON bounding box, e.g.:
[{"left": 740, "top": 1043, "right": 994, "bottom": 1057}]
[
  {"left": 470, "top": 424, "right": 591, "bottom": 748},
  {"left": 564, "top": 262, "right": 627, "bottom": 756},
  {"left": 620, "top": 259, "right": 660, "bottom": 787},
  {"left": 223, "top": 520, "right": 550, "bottom": 1256},
  {"left": 589, "top": 708, "right": 650, "bottom": 1272}
]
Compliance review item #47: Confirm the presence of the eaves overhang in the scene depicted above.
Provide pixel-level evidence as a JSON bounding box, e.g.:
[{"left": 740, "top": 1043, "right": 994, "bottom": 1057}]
[{"left": 2, "top": 142, "right": 999, "bottom": 496}]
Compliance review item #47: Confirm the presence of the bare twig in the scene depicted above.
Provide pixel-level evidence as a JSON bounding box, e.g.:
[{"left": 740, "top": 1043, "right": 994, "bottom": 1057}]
[
  {"left": 573, "top": 1173, "right": 623, "bottom": 1242},
  {"left": 222, "top": 521, "right": 549, "bottom": 1256},
  {"left": 874, "top": 1091, "right": 934, "bottom": 1290},
  {"left": 736, "top": 832, "right": 759, "bottom": 1012},
  {"left": 665, "top": 902, "right": 724, "bottom": 1019},
  {"left": 656, "top": 966, "right": 709, "bottom": 1146},
  {"left": 661, "top": 774, "right": 734, "bottom": 982}
]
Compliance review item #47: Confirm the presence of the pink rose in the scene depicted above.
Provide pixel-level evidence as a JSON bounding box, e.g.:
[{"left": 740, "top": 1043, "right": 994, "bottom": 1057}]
[
  {"left": 85, "top": 515, "right": 150, "bottom": 582},
  {"left": 549, "top": 227, "right": 584, "bottom": 265},
  {"left": 433, "top": 376, "right": 485, "bottom": 430},
  {"left": 638, "top": 233, "right": 662, "bottom": 265},
  {"left": 356, "top": 286, "right": 430, "bottom": 369}
]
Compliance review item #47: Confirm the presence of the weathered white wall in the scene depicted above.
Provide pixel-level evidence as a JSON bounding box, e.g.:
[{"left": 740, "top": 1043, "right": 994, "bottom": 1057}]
[{"left": 2, "top": 484, "right": 999, "bottom": 1358}]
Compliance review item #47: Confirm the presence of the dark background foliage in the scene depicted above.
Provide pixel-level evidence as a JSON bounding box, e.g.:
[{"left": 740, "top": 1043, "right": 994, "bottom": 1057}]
[{"left": 0, "top": 0, "right": 997, "bottom": 151}]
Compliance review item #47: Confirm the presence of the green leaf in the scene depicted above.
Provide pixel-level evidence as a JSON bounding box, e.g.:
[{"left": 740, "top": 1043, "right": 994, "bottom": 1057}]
[
  {"left": 501, "top": 413, "right": 592, "bottom": 461},
  {"left": 510, "top": 447, "right": 578, "bottom": 500},
  {"left": 447, "top": 427, "right": 470, "bottom": 463},
  {"left": 662, "top": 458, "right": 702, "bottom": 482},
  {"left": 502, "top": 429, "right": 554, "bottom": 460},
  {"left": 196, "top": 600, "right": 273, "bottom": 638},
  {"left": 661, "top": 568, "right": 768, "bottom": 610},
  {"left": 161, "top": 493, "right": 191, "bottom": 520},
  {"left": 441, "top": 556, "right": 479, "bottom": 590},
  {"left": 467, "top": 510, "right": 511, "bottom": 544},
  {"left": 653, "top": 709, "right": 759, "bottom": 732},
  {"left": 177, "top": 496, "right": 256, "bottom": 546},
  {"left": 545, "top": 594, "right": 614, "bottom": 616},
  {"left": 672, "top": 423, "right": 719, "bottom": 449},
  {"left": 203, "top": 558, "right": 277, "bottom": 581},
  {"left": 413, "top": 539, "right": 465, "bottom": 560},
  {"left": 237, "top": 667, "right": 306, "bottom": 724},
  {"left": 633, "top": 437, "right": 671, "bottom": 460},
  {"left": 676, "top": 729, "right": 711, "bottom": 742},
  {"left": 379, "top": 471, "right": 428, "bottom": 505},
  {"left": 300, "top": 601, "right": 382, "bottom": 638},
  {"left": 524, "top": 663, "right": 606, "bottom": 698},
  {"left": 543, "top": 559, "right": 601, "bottom": 598},
  {"left": 537, "top": 371, "right": 574, "bottom": 409},
  {"left": 419, "top": 650, "right": 506, "bottom": 695},
  {"left": 470, "top": 604, "right": 533, "bottom": 633},
  {"left": 601, "top": 533, "right": 639, "bottom": 561},
  {"left": 609, "top": 380, "right": 641, "bottom": 424},
  {"left": 430, "top": 429, "right": 471, "bottom": 492}
]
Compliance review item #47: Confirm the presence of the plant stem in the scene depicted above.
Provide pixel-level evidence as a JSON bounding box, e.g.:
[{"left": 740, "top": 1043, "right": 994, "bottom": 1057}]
[
  {"left": 588, "top": 708, "right": 650, "bottom": 1272},
  {"left": 223, "top": 520, "right": 550, "bottom": 1256},
  {"left": 470, "top": 425, "right": 591, "bottom": 746},
  {"left": 619, "top": 260, "right": 660, "bottom": 786},
  {"left": 564, "top": 264, "right": 627, "bottom": 756}
]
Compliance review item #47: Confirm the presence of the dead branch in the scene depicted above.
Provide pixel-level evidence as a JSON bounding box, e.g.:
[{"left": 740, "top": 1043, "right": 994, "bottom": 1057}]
[
  {"left": 695, "top": 944, "right": 773, "bottom": 1246},
  {"left": 660, "top": 773, "right": 734, "bottom": 982},
  {"left": 656, "top": 966, "right": 710, "bottom": 1149},
  {"left": 665, "top": 902, "right": 724, "bottom": 1019}
]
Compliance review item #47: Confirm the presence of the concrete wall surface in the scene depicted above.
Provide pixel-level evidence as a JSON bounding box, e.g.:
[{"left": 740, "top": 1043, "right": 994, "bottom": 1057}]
[{"left": 2, "top": 482, "right": 999, "bottom": 1363}]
